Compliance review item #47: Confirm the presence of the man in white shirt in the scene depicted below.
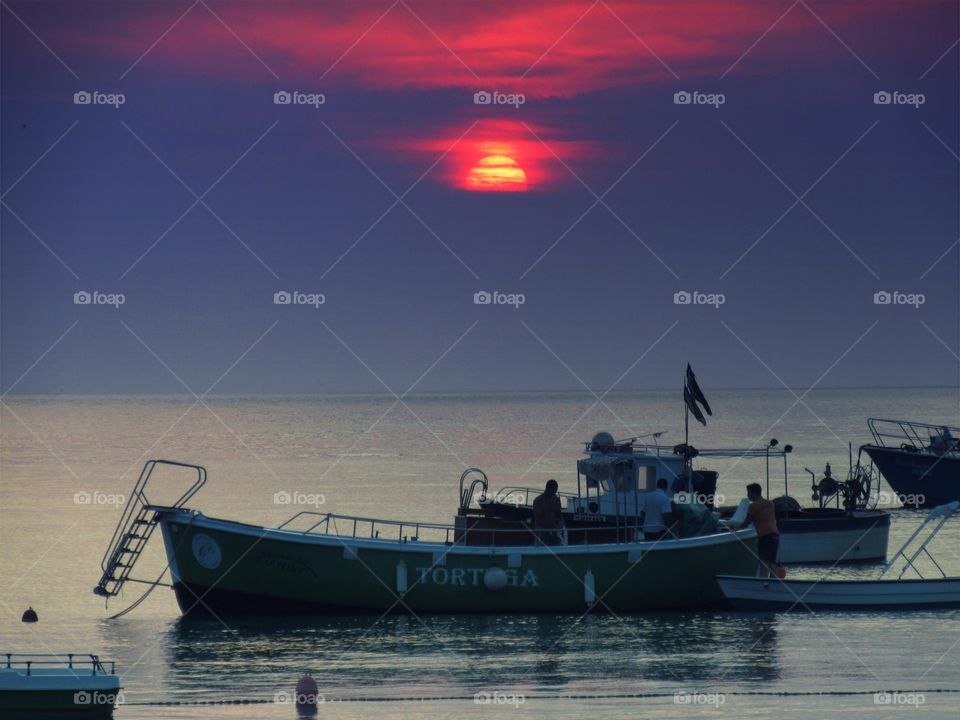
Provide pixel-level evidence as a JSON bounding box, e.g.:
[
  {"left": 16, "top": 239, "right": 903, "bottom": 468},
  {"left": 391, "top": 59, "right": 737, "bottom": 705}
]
[{"left": 642, "top": 478, "right": 675, "bottom": 541}]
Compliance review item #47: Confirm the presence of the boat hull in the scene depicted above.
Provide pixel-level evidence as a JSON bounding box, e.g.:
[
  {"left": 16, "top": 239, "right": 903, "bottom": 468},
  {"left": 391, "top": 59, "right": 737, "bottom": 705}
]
[
  {"left": 0, "top": 670, "right": 120, "bottom": 718},
  {"left": 776, "top": 510, "right": 890, "bottom": 564},
  {"left": 716, "top": 574, "right": 960, "bottom": 610},
  {"left": 157, "top": 510, "right": 758, "bottom": 615},
  {"left": 0, "top": 691, "right": 117, "bottom": 718},
  {"left": 864, "top": 445, "right": 959, "bottom": 506}
]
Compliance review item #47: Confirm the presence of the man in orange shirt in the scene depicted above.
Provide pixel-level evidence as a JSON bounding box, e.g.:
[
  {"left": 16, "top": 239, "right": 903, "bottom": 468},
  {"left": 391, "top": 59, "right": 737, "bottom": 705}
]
[{"left": 739, "top": 483, "right": 779, "bottom": 577}]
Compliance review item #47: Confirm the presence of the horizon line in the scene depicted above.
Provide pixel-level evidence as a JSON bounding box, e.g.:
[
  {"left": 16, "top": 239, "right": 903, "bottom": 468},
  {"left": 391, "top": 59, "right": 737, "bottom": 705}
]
[{"left": 2, "top": 384, "right": 958, "bottom": 400}]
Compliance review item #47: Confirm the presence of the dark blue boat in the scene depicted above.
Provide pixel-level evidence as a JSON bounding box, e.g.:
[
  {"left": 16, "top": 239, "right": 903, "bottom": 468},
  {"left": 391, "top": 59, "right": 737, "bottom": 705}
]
[{"left": 861, "top": 418, "right": 960, "bottom": 507}]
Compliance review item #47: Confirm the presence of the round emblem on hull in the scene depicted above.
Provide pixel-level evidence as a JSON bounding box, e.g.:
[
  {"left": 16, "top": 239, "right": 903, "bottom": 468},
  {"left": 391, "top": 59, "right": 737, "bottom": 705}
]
[{"left": 191, "top": 533, "right": 222, "bottom": 569}]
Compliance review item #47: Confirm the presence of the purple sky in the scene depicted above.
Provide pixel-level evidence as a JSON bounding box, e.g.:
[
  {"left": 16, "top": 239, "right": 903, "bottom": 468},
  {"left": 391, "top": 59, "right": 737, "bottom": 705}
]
[{"left": 1, "top": 1, "right": 958, "bottom": 395}]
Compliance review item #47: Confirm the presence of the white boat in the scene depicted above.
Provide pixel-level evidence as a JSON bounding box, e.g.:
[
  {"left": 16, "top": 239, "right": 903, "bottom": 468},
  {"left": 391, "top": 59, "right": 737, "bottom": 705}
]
[
  {"left": 0, "top": 653, "right": 121, "bottom": 718},
  {"left": 717, "top": 502, "right": 960, "bottom": 610},
  {"left": 715, "top": 456, "right": 890, "bottom": 564},
  {"left": 715, "top": 575, "right": 960, "bottom": 610}
]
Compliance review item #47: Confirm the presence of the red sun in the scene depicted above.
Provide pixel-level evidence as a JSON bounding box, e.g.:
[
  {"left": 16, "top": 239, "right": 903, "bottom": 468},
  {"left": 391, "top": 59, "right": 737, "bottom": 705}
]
[{"left": 465, "top": 155, "right": 528, "bottom": 192}]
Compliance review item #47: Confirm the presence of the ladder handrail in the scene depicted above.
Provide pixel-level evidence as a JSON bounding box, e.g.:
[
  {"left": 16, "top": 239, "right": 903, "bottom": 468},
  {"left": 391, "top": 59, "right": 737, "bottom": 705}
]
[
  {"left": 95, "top": 460, "right": 206, "bottom": 597},
  {"left": 882, "top": 501, "right": 960, "bottom": 579},
  {"left": 100, "top": 460, "right": 206, "bottom": 571}
]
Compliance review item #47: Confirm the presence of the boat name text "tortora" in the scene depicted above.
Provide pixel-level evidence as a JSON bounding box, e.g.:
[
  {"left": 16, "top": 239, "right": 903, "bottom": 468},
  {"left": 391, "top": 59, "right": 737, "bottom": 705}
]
[{"left": 415, "top": 566, "right": 539, "bottom": 587}]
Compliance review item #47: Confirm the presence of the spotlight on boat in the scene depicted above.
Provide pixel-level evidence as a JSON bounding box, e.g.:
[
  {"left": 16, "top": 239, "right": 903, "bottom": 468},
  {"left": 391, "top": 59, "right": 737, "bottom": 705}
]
[
  {"left": 784, "top": 445, "right": 793, "bottom": 453},
  {"left": 21, "top": 607, "right": 38, "bottom": 623},
  {"left": 768, "top": 439, "right": 779, "bottom": 448}
]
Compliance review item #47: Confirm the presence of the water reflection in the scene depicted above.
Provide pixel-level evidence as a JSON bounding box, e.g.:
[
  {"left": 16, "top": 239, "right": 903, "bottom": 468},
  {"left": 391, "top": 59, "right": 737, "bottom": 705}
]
[{"left": 153, "top": 610, "right": 783, "bottom": 702}]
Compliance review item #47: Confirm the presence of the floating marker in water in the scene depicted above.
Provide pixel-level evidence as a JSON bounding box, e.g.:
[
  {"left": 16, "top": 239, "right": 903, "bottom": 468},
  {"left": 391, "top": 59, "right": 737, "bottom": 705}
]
[
  {"left": 295, "top": 672, "right": 320, "bottom": 715},
  {"left": 21, "top": 607, "right": 38, "bottom": 623}
]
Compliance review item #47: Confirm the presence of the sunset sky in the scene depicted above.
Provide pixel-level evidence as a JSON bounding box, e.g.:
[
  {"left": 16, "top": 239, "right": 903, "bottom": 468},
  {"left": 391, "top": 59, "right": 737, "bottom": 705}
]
[{"left": 1, "top": 0, "right": 958, "bottom": 394}]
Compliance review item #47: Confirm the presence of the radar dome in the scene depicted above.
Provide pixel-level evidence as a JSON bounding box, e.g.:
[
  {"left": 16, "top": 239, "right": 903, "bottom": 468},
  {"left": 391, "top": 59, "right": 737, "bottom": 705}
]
[{"left": 591, "top": 432, "right": 615, "bottom": 448}]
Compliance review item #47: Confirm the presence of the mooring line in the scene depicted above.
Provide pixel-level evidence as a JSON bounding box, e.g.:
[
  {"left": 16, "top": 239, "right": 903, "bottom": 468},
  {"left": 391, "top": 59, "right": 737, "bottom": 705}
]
[{"left": 120, "top": 688, "right": 959, "bottom": 705}]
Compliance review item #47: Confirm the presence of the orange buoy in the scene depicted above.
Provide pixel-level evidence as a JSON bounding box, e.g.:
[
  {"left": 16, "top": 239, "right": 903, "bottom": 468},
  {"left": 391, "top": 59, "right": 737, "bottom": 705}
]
[{"left": 775, "top": 565, "right": 787, "bottom": 579}]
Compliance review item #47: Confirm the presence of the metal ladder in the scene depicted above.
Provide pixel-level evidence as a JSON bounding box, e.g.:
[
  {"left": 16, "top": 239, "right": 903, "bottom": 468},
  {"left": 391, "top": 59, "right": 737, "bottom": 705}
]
[{"left": 93, "top": 460, "right": 206, "bottom": 598}]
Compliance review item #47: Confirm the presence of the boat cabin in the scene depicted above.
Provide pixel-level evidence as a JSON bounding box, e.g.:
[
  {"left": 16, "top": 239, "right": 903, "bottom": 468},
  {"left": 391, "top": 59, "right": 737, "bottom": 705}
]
[{"left": 454, "top": 432, "right": 720, "bottom": 546}]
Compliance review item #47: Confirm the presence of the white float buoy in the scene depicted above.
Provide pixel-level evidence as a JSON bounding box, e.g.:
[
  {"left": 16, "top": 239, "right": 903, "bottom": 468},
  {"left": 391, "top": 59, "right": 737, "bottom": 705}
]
[
  {"left": 483, "top": 566, "right": 508, "bottom": 591},
  {"left": 584, "top": 570, "right": 596, "bottom": 605}
]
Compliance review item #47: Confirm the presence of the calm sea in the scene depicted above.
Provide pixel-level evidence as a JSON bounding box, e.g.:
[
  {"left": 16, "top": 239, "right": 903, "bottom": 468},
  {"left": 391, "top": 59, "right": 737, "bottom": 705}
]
[{"left": 2, "top": 389, "right": 959, "bottom": 719}]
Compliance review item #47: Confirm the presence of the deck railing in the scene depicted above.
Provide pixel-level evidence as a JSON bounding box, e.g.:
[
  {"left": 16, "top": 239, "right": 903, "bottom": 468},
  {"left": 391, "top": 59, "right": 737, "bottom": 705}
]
[
  {"left": 277, "top": 510, "right": 673, "bottom": 546},
  {"left": 490, "top": 486, "right": 579, "bottom": 508},
  {"left": 867, "top": 418, "right": 960, "bottom": 452},
  {"left": 2, "top": 653, "right": 115, "bottom": 676}
]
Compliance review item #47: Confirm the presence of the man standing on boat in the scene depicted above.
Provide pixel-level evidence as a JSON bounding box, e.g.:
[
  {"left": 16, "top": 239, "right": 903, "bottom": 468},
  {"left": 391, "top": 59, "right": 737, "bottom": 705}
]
[
  {"left": 533, "top": 479, "right": 563, "bottom": 545},
  {"left": 740, "top": 483, "right": 779, "bottom": 577},
  {"left": 642, "top": 478, "right": 675, "bottom": 541}
]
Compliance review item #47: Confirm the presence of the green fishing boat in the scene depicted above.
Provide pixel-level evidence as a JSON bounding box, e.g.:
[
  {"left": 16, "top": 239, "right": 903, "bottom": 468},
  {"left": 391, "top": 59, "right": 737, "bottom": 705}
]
[{"left": 94, "top": 433, "right": 758, "bottom": 615}]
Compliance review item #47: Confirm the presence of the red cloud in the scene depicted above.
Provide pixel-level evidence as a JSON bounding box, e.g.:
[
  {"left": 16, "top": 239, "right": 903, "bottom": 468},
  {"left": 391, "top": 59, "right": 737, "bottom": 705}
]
[
  {"left": 42, "top": 0, "right": 910, "bottom": 190},
  {"left": 61, "top": 0, "right": 893, "bottom": 95}
]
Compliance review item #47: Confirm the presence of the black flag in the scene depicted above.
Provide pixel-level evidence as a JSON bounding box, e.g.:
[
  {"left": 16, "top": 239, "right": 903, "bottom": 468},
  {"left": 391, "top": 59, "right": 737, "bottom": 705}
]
[
  {"left": 684, "top": 364, "right": 712, "bottom": 425},
  {"left": 684, "top": 384, "right": 707, "bottom": 426}
]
